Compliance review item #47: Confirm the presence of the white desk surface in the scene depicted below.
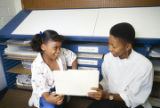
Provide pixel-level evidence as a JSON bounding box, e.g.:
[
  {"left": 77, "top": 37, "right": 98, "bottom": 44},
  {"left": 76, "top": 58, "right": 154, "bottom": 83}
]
[
  {"left": 94, "top": 7, "right": 160, "bottom": 38},
  {"left": 12, "top": 9, "right": 98, "bottom": 36},
  {"left": 12, "top": 7, "right": 160, "bottom": 39}
]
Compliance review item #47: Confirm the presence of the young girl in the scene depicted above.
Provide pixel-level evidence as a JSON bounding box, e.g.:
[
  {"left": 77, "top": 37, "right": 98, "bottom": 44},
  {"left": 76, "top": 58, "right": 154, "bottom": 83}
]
[{"left": 29, "top": 30, "right": 77, "bottom": 108}]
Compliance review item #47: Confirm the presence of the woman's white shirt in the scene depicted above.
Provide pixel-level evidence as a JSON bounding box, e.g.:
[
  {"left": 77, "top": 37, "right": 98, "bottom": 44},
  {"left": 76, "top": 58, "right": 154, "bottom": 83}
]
[{"left": 100, "top": 50, "right": 153, "bottom": 108}]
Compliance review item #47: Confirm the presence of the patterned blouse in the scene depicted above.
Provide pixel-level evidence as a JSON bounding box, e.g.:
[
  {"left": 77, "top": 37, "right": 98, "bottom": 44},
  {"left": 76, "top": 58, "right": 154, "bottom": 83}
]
[{"left": 29, "top": 48, "right": 77, "bottom": 107}]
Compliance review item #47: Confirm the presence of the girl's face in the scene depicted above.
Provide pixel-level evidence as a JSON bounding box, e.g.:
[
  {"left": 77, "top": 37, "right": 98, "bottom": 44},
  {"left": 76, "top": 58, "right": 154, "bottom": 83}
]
[
  {"left": 41, "top": 40, "right": 62, "bottom": 61},
  {"left": 108, "top": 35, "right": 131, "bottom": 59}
]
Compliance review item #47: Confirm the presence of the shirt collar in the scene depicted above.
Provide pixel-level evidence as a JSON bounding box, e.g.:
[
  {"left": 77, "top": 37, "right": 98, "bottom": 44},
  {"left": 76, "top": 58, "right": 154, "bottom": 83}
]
[
  {"left": 128, "top": 49, "right": 135, "bottom": 59},
  {"left": 36, "top": 53, "right": 45, "bottom": 64},
  {"left": 116, "top": 49, "right": 135, "bottom": 61},
  {"left": 35, "top": 53, "right": 64, "bottom": 70}
]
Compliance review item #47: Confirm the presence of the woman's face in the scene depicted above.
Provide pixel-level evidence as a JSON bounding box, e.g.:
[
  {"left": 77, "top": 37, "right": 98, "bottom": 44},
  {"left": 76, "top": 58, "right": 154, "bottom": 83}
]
[
  {"left": 108, "top": 35, "right": 131, "bottom": 59},
  {"left": 41, "top": 40, "right": 62, "bottom": 61}
]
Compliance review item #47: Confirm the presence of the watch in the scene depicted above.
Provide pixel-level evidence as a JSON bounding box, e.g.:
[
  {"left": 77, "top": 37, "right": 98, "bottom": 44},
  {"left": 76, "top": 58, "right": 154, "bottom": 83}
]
[{"left": 109, "top": 94, "right": 114, "bottom": 100}]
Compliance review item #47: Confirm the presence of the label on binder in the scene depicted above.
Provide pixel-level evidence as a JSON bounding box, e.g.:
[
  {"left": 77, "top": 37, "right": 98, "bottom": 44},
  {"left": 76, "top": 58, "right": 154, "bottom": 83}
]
[
  {"left": 78, "top": 67, "right": 98, "bottom": 70},
  {"left": 78, "top": 46, "right": 98, "bottom": 53},
  {"left": 77, "top": 53, "right": 103, "bottom": 59},
  {"left": 78, "top": 59, "right": 98, "bottom": 65}
]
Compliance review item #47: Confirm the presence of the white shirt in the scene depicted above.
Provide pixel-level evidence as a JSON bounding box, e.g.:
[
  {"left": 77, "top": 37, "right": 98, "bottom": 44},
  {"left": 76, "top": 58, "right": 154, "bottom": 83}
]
[
  {"left": 29, "top": 48, "right": 77, "bottom": 108},
  {"left": 100, "top": 49, "right": 153, "bottom": 108}
]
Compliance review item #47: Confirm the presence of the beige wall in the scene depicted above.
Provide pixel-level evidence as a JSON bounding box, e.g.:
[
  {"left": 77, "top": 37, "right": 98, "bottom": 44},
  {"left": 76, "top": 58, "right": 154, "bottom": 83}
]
[
  {"left": 0, "top": 0, "right": 22, "bottom": 29},
  {"left": 0, "top": 0, "right": 22, "bottom": 90}
]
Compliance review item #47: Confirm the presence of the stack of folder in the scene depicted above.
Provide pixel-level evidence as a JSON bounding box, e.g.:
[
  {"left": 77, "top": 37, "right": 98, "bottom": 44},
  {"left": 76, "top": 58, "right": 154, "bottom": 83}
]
[
  {"left": 149, "top": 47, "right": 160, "bottom": 107},
  {"left": 4, "top": 39, "right": 36, "bottom": 69},
  {"left": 150, "top": 47, "right": 160, "bottom": 58},
  {"left": 16, "top": 74, "right": 31, "bottom": 88}
]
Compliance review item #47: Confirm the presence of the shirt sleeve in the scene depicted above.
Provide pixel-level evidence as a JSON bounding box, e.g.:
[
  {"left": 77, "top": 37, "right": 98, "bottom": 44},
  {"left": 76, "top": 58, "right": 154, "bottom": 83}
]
[
  {"left": 100, "top": 55, "right": 109, "bottom": 91},
  {"left": 61, "top": 48, "right": 77, "bottom": 66},
  {"left": 119, "top": 65, "right": 154, "bottom": 108},
  {"left": 31, "top": 65, "right": 51, "bottom": 98}
]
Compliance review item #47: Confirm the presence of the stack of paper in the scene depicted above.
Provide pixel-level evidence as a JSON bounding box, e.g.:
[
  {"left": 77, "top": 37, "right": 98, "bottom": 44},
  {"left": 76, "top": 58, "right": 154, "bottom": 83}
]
[
  {"left": 22, "top": 61, "right": 33, "bottom": 69},
  {"left": 149, "top": 97, "right": 160, "bottom": 107},
  {"left": 150, "top": 48, "right": 160, "bottom": 57},
  {"left": 16, "top": 74, "right": 31, "bottom": 87},
  {"left": 6, "top": 39, "right": 31, "bottom": 46},
  {"left": 151, "top": 60, "right": 160, "bottom": 72},
  {"left": 4, "top": 45, "right": 38, "bottom": 58}
]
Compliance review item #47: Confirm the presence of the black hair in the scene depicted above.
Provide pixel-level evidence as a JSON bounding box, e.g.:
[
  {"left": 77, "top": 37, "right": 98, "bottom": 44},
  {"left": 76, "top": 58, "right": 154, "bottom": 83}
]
[
  {"left": 110, "top": 22, "right": 135, "bottom": 44},
  {"left": 31, "top": 30, "right": 64, "bottom": 52}
]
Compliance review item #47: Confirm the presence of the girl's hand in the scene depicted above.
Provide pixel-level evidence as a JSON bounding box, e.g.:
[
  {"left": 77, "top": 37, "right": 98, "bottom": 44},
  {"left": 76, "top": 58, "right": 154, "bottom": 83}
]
[
  {"left": 43, "top": 92, "right": 64, "bottom": 105},
  {"left": 88, "top": 87, "right": 103, "bottom": 100},
  {"left": 51, "top": 92, "right": 64, "bottom": 105}
]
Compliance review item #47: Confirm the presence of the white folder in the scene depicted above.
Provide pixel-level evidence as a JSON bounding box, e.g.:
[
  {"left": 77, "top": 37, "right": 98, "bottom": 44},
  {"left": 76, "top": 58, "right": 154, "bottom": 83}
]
[{"left": 53, "top": 70, "right": 99, "bottom": 96}]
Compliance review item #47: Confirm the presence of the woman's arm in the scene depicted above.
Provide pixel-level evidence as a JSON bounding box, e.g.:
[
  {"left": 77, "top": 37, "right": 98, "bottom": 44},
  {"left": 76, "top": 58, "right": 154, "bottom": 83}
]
[
  {"left": 103, "top": 92, "right": 123, "bottom": 101},
  {"left": 88, "top": 84, "right": 123, "bottom": 101}
]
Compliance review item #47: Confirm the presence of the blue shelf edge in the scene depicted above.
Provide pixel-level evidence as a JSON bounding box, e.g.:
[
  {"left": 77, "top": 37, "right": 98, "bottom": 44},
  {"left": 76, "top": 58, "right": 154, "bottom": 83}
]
[{"left": 0, "top": 34, "right": 160, "bottom": 44}]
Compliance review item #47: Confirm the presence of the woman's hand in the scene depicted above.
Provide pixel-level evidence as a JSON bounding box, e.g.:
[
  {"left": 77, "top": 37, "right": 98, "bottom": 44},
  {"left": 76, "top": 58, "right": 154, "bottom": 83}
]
[
  {"left": 72, "top": 59, "right": 77, "bottom": 69},
  {"left": 88, "top": 87, "right": 103, "bottom": 100}
]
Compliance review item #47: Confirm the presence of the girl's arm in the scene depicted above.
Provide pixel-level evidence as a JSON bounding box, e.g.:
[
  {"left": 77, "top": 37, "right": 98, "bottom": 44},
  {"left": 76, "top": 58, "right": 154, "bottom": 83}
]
[{"left": 61, "top": 48, "right": 77, "bottom": 69}]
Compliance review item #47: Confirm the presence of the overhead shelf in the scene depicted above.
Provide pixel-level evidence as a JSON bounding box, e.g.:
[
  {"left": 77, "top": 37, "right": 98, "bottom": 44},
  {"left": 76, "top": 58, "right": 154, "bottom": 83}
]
[
  {"left": 5, "top": 56, "right": 35, "bottom": 61},
  {"left": 7, "top": 64, "right": 31, "bottom": 75},
  {"left": 16, "top": 84, "right": 32, "bottom": 90},
  {"left": 149, "top": 97, "right": 160, "bottom": 107},
  {"left": 154, "top": 76, "right": 160, "bottom": 82}
]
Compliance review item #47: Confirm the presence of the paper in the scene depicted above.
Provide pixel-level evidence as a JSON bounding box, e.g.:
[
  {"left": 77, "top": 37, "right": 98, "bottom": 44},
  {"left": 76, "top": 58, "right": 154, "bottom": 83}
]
[
  {"left": 149, "top": 97, "right": 160, "bottom": 107},
  {"left": 6, "top": 39, "right": 31, "bottom": 45},
  {"left": 6, "top": 55, "right": 35, "bottom": 60},
  {"left": 150, "top": 48, "right": 160, "bottom": 57},
  {"left": 53, "top": 70, "right": 99, "bottom": 96},
  {"left": 151, "top": 60, "right": 160, "bottom": 72},
  {"left": 4, "top": 45, "right": 38, "bottom": 57}
]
